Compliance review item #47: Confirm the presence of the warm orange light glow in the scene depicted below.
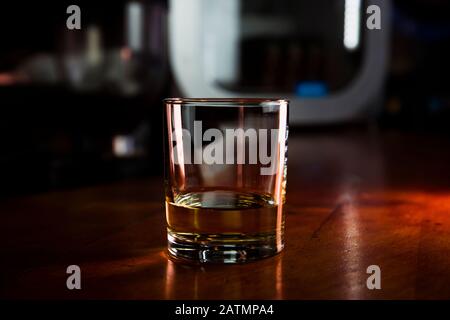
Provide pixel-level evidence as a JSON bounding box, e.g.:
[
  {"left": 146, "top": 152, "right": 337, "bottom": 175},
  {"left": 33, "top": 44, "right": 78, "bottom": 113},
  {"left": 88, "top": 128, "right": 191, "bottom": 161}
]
[
  {"left": 0, "top": 73, "right": 17, "bottom": 86},
  {"left": 120, "top": 47, "right": 132, "bottom": 61}
]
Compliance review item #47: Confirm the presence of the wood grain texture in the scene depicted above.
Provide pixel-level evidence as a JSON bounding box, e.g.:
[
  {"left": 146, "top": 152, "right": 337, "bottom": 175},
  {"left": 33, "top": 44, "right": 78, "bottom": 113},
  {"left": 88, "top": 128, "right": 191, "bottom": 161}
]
[{"left": 1, "top": 128, "right": 450, "bottom": 299}]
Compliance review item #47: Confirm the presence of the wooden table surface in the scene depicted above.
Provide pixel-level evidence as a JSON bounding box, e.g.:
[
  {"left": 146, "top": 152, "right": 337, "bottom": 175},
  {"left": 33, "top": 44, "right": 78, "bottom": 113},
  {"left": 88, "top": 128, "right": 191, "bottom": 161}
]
[{"left": 2, "top": 128, "right": 450, "bottom": 299}]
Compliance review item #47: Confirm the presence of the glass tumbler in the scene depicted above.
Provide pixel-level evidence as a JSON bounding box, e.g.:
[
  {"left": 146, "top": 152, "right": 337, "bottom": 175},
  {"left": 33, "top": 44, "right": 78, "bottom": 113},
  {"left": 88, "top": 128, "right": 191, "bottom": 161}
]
[{"left": 163, "top": 98, "right": 288, "bottom": 263}]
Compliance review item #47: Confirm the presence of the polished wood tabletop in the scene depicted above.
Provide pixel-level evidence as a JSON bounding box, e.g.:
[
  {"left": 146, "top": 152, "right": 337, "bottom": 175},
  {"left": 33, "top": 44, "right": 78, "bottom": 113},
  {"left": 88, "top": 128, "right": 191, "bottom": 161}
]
[{"left": 2, "top": 128, "right": 450, "bottom": 299}]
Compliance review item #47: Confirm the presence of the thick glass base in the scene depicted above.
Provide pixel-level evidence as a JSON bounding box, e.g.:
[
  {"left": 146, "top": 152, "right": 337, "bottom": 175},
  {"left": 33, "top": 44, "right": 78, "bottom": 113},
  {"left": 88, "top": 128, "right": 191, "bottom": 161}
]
[{"left": 167, "top": 228, "right": 284, "bottom": 263}]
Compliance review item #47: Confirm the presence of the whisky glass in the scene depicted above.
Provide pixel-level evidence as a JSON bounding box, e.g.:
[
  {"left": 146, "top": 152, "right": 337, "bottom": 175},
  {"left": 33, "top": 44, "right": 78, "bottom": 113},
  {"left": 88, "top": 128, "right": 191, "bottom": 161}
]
[{"left": 164, "top": 98, "right": 288, "bottom": 263}]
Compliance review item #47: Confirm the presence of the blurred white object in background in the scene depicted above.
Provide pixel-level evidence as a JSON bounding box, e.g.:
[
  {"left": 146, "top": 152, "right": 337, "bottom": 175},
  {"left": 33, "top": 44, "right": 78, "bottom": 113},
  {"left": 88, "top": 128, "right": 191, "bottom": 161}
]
[{"left": 169, "top": 0, "right": 391, "bottom": 125}]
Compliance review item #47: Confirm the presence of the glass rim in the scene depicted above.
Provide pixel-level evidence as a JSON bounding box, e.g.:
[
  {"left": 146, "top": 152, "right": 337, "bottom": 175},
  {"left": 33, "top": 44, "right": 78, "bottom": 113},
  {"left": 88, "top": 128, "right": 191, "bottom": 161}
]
[{"left": 163, "top": 97, "right": 289, "bottom": 105}]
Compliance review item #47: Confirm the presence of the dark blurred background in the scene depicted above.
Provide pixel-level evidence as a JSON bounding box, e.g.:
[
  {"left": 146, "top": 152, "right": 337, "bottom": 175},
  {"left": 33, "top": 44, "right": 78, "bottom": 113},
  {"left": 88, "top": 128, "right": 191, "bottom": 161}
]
[{"left": 0, "top": 0, "right": 449, "bottom": 197}]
